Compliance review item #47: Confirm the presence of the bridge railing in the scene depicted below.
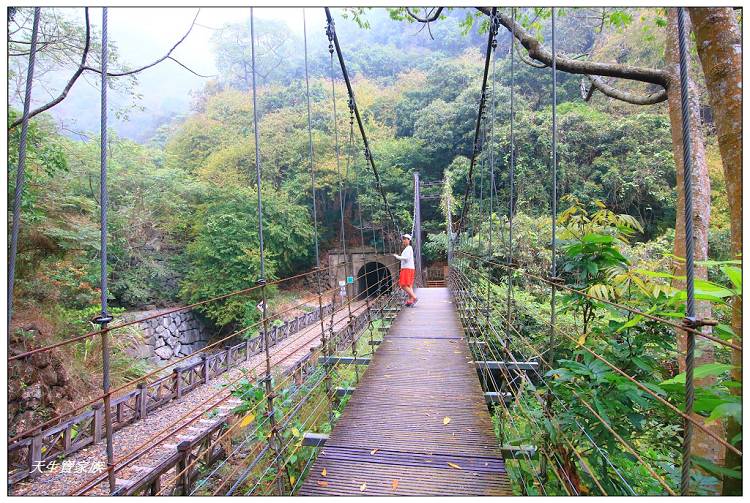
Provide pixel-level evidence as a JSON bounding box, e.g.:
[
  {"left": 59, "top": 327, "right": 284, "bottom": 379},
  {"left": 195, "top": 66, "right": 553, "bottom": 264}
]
[
  {"left": 8, "top": 301, "right": 336, "bottom": 485},
  {"left": 114, "top": 294, "right": 395, "bottom": 496}
]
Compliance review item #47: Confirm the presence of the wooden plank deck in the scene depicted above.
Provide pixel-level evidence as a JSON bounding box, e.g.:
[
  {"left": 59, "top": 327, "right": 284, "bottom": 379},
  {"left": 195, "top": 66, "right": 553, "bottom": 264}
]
[{"left": 299, "top": 288, "right": 511, "bottom": 496}]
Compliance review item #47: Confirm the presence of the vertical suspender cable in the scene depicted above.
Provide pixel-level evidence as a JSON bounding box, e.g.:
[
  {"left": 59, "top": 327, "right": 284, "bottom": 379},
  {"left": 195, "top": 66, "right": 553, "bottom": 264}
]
[
  {"left": 250, "top": 9, "right": 286, "bottom": 494},
  {"left": 486, "top": 17, "right": 498, "bottom": 329},
  {"left": 304, "top": 8, "right": 320, "bottom": 280},
  {"left": 506, "top": 8, "right": 517, "bottom": 346},
  {"left": 324, "top": 8, "right": 399, "bottom": 234},
  {"left": 488, "top": 23, "right": 497, "bottom": 257},
  {"left": 327, "top": 15, "right": 351, "bottom": 296},
  {"left": 303, "top": 8, "right": 332, "bottom": 425},
  {"left": 676, "top": 6, "right": 697, "bottom": 496},
  {"left": 548, "top": 8, "right": 558, "bottom": 368},
  {"left": 412, "top": 172, "right": 423, "bottom": 287},
  {"left": 541, "top": 10, "right": 558, "bottom": 484},
  {"left": 482, "top": 115, "right": 487, "bottom": 254},
  {"left": 94, "top": 7, "right": 117, "bottom": 493},
  {"left": 456, "top": 7, "right": 497, "bottom": 237},
  {"left": 8, "top": 7, "right": 41, "bottom": 332}
]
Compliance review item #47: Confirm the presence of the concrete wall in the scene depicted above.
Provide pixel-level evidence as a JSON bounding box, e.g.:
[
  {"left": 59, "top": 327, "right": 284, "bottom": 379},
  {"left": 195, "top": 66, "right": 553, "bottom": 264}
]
[{"left": 328, "top": 246, "right": 398, "bottom": 297}]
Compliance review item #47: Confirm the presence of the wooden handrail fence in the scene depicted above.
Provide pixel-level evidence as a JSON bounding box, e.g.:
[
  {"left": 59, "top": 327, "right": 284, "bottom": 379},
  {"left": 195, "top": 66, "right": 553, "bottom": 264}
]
[{"left": 8, "top": 301, "right": 338, "bottom": 485}]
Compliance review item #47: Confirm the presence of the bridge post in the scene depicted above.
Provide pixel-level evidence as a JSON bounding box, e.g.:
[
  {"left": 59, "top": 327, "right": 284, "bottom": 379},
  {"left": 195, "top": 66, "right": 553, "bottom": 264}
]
[
  {"left": 29, "top": 432, "right": 43, "bottom": 479},
  {"left": 200, "top": 354, "right": 209, "bottom": 383},
  {"left": 173, "top": 367, "right": 184, "bottom": 399},
  {"left": 175, "top": 441, "right": 192, "bottom": 495},
  {"left": 136, "top": 383, "right": 148, "bottom": 419},
  {"left": 92, "top": 403, "right": 104, "bottom": 444}
]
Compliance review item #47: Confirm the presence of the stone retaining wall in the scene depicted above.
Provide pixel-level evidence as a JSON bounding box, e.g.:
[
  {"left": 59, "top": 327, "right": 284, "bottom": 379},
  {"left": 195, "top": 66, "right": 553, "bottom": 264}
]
[{"left": 127, "top": 309, "right": 211, "bottom": 364}]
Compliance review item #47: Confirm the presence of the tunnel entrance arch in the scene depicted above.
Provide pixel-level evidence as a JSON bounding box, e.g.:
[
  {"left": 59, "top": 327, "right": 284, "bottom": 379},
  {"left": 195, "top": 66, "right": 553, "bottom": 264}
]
[{"left": 357, "top": 261, "right": 392, "bottom": 298}]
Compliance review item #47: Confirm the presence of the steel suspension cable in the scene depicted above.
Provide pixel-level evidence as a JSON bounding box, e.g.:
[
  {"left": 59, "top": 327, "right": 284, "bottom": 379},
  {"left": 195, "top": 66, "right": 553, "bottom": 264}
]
[
  {"left": 506, "top": 8, "right": 517, "bottom": 346},
  {"left": 676, "top": 7, "right": 698, "bottom": 496},
  {"left": 303, "top": 9, "right": 320, "bottom": 279},
  {"left": 456, "top": 8, "right": 498, "bottom": 237},
  {"left": 455, "top": 250, "right": 740, "bottom": 351},
  {"left": 250, "top": 9, "right": 287, "bottom": 493},
  {"left": 8, "top": 267, "right": 328, "bottom": 363},
  {"left": 8, "top": 7, "right": 40, "bottom": 332},
  {"left": 488, "top": 34, "right": 496, "bottom": 254},
  {"left": 68, "top": 275, "right": 388, "bottom": 495},
  {"left": 454, "top": 263, "right": 649, "bottom": 495},
  {"left": 93, "top": 7, "right": 117, "bottom": 493},
  {"left": 303, "top": 7, "right": 333, "bottom": 428},
  {"left": 457, "top": 250, "right": 742, "bottom": 456},
  {"left": 548, "top": 7, "right": 559, "bottom": 372},
  {"left": 324, "top": 8, "right": 399, "bottom": 233}
]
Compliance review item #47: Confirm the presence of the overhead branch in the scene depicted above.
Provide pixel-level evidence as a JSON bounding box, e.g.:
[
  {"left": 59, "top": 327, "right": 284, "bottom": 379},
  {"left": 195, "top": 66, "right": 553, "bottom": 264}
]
[
  {"left": 9, "top": 8, "right": 91, "bottom": 130},
  {"left": 83, "top": 9, "right": 201, "bottom": 76},
  {"left": 586, "top": 74, "right": 667, "bottom": 105},
  {"left": 9, "top": 8, "right": 205, "bottom": 130},
  {"left": 476, "top": 8, "right": 671, "bottom": 89},
  {"left": 515, "top": 38, "right": 547, "bottom": 68},
  {"left": 168, "top": 56, "right": 216, "bottom": 78},
  {"left": 406, "top": 7, "right": 444, "bottom": 23},
  {"left": 580, "top": 77, "right": 595, "bottom": 101}
]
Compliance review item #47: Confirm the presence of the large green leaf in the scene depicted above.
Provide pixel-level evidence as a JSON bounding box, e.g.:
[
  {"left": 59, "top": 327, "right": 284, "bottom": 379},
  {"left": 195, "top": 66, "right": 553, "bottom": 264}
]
[
  {"left": 721, "top": 266, "right": 742, "bottom": 293},
  {"left": 661, "top": 363, "right": 734, "bottom": 385},
  {"left": 692, "top": 456, "right": 741, "bottom": 479},
  {"left": 581, "top": 233, "right": 614, "bottom": 245},
  {"left": 707, "top": 402, "right": 742, "bottom": 424}
]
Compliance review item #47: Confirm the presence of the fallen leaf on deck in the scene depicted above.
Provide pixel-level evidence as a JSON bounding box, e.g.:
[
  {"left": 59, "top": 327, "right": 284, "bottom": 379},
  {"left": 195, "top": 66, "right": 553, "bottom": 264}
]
[
  {"left": 448, "top": 462, "right": 462, "bottom": 470},
  {"left": 321, "top": 468, "right": 327, "bottom": 477},
  {"left": 443, "top": 417, "right": 451, "bottom": 425},
  {"left": 239, "top": 413, "right": 256, "bottom": 428},
  {"left": 370, "top": 448, "right": 379, "bottom": 455},
  {"left": 290, "top": 475, "right": 296, "bottom": 486},
  {"left": 391, "top": 479, "right": 399, "bottom": 490},
  {"left": 360, "top": 483, "right": 367, "bottom": 492},
  {"left": 317, "top": 481, "right": 329, "bottom": 487}
]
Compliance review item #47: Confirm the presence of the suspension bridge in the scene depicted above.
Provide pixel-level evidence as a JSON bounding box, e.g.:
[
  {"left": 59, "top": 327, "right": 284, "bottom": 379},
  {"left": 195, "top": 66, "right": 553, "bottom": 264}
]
[{"left": 7, "top": 7, "right": 739, "bottom": 497}]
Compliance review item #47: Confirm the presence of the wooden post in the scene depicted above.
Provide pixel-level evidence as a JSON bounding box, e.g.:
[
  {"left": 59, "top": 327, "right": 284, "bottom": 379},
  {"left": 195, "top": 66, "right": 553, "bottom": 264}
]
[
  {"left": 225, "top": 345, "right": 233, "bottom": 369},
  {"left": 174, "top": 367, "right": 184, "bottom": 399},
  {"left": 92, "top": 403, "right": 104, "bottom": 444},
  {"left": 63, "top": 425, "right": 72, "bottom": 452},
  {"left": 222, "top": 348, "right": 230, "bottom": 373},
  {"left": 29, "top": 433, "right": 43, "bottom": 479},
  {"left": 176, "top": 441, "right": 192, "bottom": 495},
  {"left": 137, "top": 383, "right": 148, "bottom": 419},
  {"left": 201, "top": 354, "right": 209, "bottom": 383},
  {"left": 149, "top": 475, "right": 161, "bottom": 496}
]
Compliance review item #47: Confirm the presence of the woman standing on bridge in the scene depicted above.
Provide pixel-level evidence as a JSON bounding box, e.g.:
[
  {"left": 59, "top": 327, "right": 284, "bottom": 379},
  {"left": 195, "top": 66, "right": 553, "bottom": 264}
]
[{"left": 394, "top": 234, "right": 418, "bottom": 306}]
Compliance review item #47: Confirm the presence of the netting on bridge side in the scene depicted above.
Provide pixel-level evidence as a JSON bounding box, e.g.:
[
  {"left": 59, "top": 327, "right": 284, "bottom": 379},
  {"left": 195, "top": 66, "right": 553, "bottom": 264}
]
[
  {"left": 7, "top": 6, "right": 415, "bottom": 496},
  {"left": 444, "top": 6, "right": 740, "bottom": 497}
]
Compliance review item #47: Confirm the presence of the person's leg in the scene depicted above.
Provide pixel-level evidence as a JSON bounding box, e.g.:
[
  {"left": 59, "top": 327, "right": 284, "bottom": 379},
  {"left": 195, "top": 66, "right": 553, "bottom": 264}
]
[
  {"left": 404, "top": 285, "right": 417, "bottom": 303},
  {"left": 399, "top": 284, "right": 410, "bottom": 303}
]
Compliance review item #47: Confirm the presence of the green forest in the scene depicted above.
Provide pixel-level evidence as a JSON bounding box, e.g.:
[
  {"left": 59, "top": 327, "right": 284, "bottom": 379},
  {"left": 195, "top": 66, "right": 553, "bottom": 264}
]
[{"left": 6, "top": 6, "right": 742, "bottom": 496}]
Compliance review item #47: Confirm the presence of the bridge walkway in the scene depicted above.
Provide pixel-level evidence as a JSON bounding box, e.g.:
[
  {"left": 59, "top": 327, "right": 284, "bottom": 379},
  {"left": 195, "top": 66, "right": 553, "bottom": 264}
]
[{"left": 299, "top": 287, "right": 511, "bottom": 496}]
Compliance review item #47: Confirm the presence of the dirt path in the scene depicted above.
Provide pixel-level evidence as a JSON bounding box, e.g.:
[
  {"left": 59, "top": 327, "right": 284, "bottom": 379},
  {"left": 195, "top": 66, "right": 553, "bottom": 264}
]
[{"left": 12, "top": 301, "right": 366, "bottom": 496}]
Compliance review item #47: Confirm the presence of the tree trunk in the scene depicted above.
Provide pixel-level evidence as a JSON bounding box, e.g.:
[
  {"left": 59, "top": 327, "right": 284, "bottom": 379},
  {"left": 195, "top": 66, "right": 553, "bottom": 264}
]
[
  {"left": 689, "top": 8, "right": 743, "bottom": 494},
  {"left": 664, "top": 8, "right": 723, "bottom": 488}
]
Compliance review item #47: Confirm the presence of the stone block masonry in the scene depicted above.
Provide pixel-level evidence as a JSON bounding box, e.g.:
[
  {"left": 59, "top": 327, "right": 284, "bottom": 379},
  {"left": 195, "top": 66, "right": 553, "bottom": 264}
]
[{"left": 126, "top": 309, "right": 211, "bottom": 364}]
